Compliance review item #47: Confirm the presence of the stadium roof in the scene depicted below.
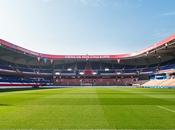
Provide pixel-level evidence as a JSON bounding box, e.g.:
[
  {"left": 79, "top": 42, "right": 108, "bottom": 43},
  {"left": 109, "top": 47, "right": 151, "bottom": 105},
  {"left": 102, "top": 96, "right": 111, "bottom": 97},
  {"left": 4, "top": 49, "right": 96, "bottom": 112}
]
[{"left": 0, "top": 34, "right": 175, "bottom": 65}]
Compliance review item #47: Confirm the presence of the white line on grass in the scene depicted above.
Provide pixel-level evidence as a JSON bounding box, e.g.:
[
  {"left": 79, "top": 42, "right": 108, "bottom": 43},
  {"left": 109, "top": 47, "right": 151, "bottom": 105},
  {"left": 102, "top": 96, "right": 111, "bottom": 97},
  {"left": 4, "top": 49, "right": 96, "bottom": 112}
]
[{"left": 157, "top": 105, "right": 175, "bottom": 113}]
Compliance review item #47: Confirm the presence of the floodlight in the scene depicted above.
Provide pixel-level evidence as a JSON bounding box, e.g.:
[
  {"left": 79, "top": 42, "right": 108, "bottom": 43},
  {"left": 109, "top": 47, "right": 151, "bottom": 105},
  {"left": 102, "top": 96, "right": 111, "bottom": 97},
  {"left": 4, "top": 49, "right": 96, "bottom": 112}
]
[
  {"left": 105, "top": 68, "right": 109, "bottom": 71},
  {"left": 79, "top": 72, "right": 84, "bottom": 75},
  {"left": 55, "top": 72, "right": 61, "bottom": 75},
  {"left": 67, "top": 68, "right": 72, "bottom": 71},
  {"left": 92, "top": 72, "right": 97, "bottom": 75}
]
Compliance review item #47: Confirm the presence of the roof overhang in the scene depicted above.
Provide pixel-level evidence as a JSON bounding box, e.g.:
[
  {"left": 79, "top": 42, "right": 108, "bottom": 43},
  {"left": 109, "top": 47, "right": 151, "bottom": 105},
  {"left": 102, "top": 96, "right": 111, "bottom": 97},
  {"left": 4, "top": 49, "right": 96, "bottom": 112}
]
[{"left": 0, "top": 34, "right": 175, "bottom": 61}]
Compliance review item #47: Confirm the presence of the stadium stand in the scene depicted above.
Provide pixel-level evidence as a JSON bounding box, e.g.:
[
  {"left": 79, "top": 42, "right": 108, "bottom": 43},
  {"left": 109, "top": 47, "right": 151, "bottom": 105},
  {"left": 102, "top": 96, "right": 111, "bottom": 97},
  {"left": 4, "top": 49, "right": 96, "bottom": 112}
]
[{"left": 0, "top": 34, "right": 175, "bottom": 87}]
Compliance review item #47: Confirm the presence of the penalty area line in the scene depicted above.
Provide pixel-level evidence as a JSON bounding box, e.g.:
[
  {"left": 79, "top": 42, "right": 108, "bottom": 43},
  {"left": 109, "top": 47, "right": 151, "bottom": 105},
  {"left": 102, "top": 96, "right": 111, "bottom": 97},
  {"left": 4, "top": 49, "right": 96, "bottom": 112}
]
[{"left": 157, "top": 105, "right": 175, "bottom": 113}]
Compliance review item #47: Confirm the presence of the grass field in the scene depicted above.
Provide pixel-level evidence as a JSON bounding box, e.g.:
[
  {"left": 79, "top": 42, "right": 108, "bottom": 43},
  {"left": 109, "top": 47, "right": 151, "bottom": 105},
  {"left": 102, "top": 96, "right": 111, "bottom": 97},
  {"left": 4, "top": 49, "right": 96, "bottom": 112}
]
[{"left": 0, "top": 87, "right": 175, "bottom": 129}]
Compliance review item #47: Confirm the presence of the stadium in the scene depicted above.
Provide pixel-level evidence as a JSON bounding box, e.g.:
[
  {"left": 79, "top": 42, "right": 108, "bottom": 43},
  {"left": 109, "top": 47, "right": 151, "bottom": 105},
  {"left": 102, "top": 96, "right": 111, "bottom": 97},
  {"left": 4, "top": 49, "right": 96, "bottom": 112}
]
[
  {"left": 1, "top": 0, "right": 175, "bottom": 129},
  {"left": 0, "top": 34, "right": 175, "bottom": 87},
  {"left": 0, "top": 34, "right": 175, "bottom": 129}
]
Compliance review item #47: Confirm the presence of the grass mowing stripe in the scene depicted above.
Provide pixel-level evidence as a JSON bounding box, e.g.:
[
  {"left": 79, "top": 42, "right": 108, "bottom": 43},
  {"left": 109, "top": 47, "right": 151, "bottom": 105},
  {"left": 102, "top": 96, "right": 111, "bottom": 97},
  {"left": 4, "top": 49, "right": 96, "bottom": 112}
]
[
  {"left": 94, "top": 88, "right": 112, "bottom": 128},
  {"left": 96, "top": 88, "right": 148, "bottom": 129},
  {"left": 1, "top": 87, "right": 175, "bottom": 129},
  {"left": 96, "top": 88, "right": 175, "bottom": 129},
  {"left": 157, "top": 105, "right": 175, "bottom": 113}
]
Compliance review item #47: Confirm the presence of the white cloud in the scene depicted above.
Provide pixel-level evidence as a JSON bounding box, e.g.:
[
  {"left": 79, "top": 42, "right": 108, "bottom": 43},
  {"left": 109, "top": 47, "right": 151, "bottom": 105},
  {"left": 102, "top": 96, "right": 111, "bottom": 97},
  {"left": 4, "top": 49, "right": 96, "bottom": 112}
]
[
  {"left": 79, "top": 0, "right": 88, "bottom": 5},
  {"left": 162, "top": 11, "right": 175, "bottom": 16},
  {"left": 42, "top": 0, "right": 55, "bottom": 3},
  {"left": 79, "top": 0, "right": 104, "bottom": 7}
]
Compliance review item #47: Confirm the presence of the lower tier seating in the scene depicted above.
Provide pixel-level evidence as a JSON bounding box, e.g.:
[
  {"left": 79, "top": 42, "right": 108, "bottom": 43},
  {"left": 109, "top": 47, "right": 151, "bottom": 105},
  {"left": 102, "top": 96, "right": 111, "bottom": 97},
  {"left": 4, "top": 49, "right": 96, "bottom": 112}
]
[{"left": 142, "top": 79, "right": 175, "bottom": 87}]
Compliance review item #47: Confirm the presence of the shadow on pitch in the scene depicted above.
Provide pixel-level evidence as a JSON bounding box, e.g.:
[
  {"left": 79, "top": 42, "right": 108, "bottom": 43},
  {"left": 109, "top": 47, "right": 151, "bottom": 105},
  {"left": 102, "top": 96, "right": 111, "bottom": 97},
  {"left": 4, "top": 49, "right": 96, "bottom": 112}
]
[
  {"left": 0, "top": 104, "right": 11, "bottom": 106},
  {"left": 0, "top": 87, "right": 52, "bottom": 93},
  {"left": 34, "top": 98, "right": 175, "bottom": 105}
]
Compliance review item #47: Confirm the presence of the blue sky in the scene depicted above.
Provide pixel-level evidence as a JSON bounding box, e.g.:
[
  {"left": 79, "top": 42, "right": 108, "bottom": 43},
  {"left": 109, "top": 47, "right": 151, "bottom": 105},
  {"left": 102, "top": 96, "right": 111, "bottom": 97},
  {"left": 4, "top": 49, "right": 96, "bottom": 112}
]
[{"left": 0, "top": 0, "right": 175, "bottom": 55}]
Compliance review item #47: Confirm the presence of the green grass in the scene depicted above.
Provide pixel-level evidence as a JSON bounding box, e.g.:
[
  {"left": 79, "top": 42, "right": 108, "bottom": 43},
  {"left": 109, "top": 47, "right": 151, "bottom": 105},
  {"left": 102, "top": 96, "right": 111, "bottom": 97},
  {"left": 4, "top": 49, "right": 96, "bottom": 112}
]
[{"left": 0, "top": 87, "right": 175, "bottom": 129}]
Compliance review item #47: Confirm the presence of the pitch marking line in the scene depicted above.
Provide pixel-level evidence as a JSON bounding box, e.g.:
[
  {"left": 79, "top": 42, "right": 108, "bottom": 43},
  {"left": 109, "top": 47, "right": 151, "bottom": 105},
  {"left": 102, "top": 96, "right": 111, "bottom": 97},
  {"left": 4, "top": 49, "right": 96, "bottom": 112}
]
[{"left": 157, "top": 105, "right": 175, "bottom": 113}]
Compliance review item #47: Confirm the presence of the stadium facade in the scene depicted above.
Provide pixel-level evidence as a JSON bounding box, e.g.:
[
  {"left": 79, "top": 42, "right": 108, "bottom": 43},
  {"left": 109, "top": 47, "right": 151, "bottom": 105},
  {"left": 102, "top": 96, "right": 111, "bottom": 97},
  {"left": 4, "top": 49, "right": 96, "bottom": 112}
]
[{"left": 0, "top": 34, "right": 175, "bottom": 87}]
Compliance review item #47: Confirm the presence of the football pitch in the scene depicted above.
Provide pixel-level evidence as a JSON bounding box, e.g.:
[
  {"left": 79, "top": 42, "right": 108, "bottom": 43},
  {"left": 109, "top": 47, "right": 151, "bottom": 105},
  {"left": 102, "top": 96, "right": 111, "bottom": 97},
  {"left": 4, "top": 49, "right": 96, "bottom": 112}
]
[{"left": 0, "top": 87, "right": 175, "bottom": 129}]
